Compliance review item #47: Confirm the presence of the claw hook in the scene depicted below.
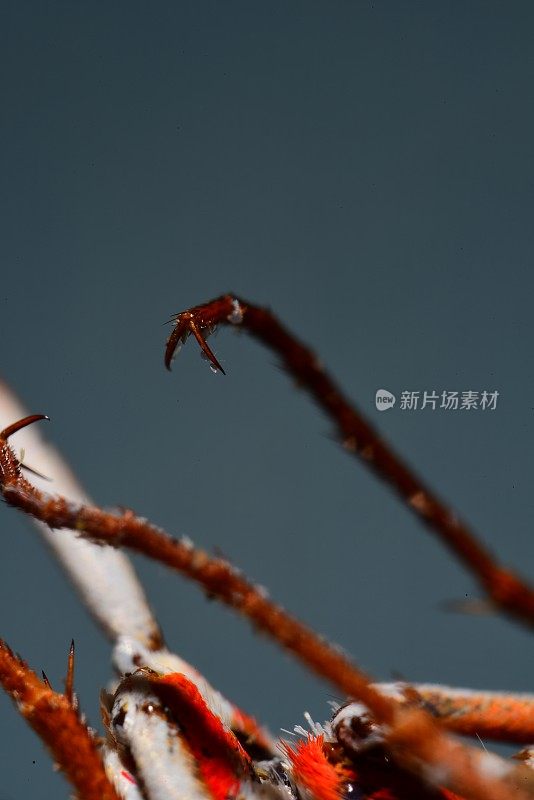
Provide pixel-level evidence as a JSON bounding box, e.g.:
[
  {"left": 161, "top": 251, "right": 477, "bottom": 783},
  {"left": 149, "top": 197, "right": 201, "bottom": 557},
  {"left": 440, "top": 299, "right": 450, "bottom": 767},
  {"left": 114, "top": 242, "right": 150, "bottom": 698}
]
[
  {"left": 0, "top": 415, "right": 50, "bottom": 441},
  {"left": 165, "top": 315, "right": 226, "bottom": 374}
]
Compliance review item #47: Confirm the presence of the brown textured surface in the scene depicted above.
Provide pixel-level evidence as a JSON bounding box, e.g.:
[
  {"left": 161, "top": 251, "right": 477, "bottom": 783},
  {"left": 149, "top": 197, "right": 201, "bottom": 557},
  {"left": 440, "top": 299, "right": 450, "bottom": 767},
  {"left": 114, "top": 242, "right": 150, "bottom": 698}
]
[
  {"left": 414, "top": 687, "right": 534, "bottom": 743},
  {"left": 0, "top": 640, "right": 119, "bottom": 800}
]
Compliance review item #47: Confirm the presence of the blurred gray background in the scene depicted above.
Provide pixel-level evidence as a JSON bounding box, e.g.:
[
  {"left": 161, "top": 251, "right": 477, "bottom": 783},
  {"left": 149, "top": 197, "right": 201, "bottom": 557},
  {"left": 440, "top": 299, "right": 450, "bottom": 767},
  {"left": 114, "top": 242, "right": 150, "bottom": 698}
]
[{"left": 1, "top": 2, "right": 533, "bottom": 797}]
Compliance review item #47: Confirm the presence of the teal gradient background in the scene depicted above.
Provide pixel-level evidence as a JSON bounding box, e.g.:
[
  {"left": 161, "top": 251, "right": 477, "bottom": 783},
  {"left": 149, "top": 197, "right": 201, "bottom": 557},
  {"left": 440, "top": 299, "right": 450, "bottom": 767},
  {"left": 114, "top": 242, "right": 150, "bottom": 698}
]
[{"left": 1, "top": 2, "right": 533, "bottom": 797}]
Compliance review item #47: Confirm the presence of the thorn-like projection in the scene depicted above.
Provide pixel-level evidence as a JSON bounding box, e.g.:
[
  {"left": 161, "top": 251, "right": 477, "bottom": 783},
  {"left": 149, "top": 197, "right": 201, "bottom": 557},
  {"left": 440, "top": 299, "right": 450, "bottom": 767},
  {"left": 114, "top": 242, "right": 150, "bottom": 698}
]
[
  {"left": 0, "top": 637, "right": 120, "bottom": 800},
  {"left": 165, "top": 303, "right": 230, "bottom": 374},
  {"left": 65, "top": 639, "right": 75, "bottom": 706},
  {"left": 20, "top": 462, "right": 52, "bottom": 481},
  {"left": 0, "top": 415, "right": 50, "bottom": 441},
  {"left": 41, "top": 670, "right": 52, "bottom": 690},
  {"left": 190, "top": 320, "right": 226, "bottom": 374}
]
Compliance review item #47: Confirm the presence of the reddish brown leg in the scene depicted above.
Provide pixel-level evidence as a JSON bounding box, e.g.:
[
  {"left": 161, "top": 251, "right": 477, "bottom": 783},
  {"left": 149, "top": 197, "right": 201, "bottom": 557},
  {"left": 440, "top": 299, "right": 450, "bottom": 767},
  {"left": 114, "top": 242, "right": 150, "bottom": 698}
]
[
  {"left": 0, "top": 639, "right": 119, "bottom": 800},
  {"left": 165, "top": 294, "right": 534, "bottom": 630},
  {"left": 1, "top": 420, "right": 534, "bottom": 800},
  {"left": 398, "top": 684, "right": 534, "bottom": 744},
  {"left": 0, "top": 418, "right": 394, "bottom": 719}
]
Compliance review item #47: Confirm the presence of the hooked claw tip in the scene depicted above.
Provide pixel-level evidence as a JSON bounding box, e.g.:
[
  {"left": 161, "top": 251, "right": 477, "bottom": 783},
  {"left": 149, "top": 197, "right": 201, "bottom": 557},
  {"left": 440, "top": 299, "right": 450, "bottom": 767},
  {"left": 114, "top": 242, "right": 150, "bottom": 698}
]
[
  {"left": 165, "top": 311, "right": 228, "bottom": 375},
  {"left": 0, "top": 414, "right": 50, "bottom": 441}
]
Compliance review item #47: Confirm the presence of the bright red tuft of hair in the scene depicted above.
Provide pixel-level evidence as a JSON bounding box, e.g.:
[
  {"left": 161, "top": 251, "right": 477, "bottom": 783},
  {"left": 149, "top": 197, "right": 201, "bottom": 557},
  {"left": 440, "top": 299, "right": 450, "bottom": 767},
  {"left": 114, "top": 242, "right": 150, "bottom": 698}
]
[{"left": 283, "top": 735, "right": 350, "bottom": 800}]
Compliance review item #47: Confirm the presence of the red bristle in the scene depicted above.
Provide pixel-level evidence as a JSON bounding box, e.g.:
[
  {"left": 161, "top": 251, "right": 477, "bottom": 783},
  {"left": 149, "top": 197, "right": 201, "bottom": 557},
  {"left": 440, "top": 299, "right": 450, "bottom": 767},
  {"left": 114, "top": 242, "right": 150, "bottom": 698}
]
[{"left": 283, "top": 735, "right": 348, "bottom": 800}]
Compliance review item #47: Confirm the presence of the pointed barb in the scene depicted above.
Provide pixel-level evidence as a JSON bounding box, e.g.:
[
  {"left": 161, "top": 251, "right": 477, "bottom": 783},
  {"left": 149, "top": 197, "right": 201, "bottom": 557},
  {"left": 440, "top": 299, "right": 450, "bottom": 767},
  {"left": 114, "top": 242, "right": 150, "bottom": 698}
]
[
  {"left": 41, "top": 670, "right": 52, "bottom": 690},
  {"left": 20, "top": 462, "right": 52, "bottom": 481},
  {"left": 190, "top": 321, "right": 226, "bottom": 375},
  {"left": 165, "top": 314, "right": 226, "bottom": 373},
  {"left": 0, "top": 415, "right": 50, "bottom": 441},
  {"left": 164, "top": 317, "right": 190, "bottom": 370},
  {"left": 65, "top": 639, "right": 75, "bottom": 706}
]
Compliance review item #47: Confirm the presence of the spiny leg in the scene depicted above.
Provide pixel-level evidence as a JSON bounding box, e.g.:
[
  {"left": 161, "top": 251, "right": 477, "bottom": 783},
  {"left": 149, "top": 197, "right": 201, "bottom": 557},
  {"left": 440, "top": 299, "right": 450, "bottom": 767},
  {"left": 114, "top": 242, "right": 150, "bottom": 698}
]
[
  {"left": 0, "top": 389, "right": 276, "bottom": 782},
  {"left": 0, "top": 639, "right": 119, "bottom": 800},
  {"left": 0, "top": 383, "right": 163, "bottom": 650},
  {"left": 378, "top": 683, "right": 534, "bottom": 744},
  {"left": 0, "top": 416, "right": 395, "bottom": 718},
  {"left": 164, "top": 294, "right": 534, "bottom": 630},
  {"left": 1, "top": 421, "right": 534, "bottom": 800}
]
